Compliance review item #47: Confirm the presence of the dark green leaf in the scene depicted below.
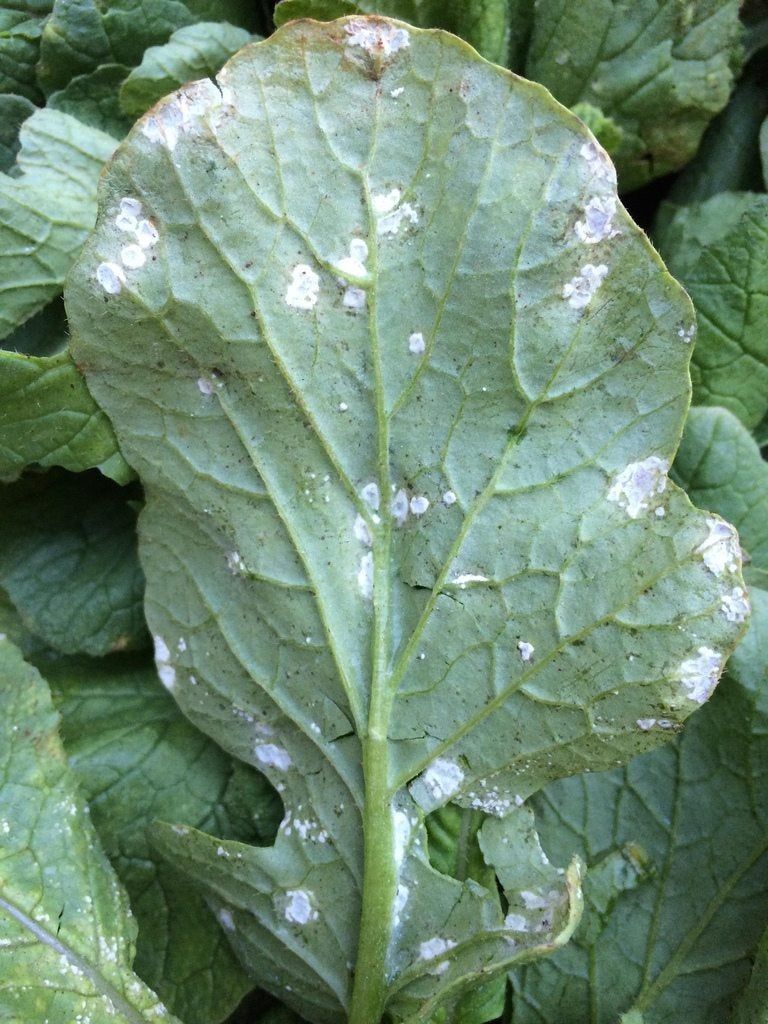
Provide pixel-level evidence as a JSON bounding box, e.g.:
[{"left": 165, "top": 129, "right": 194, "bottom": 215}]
[
  {"left": 0, "top": 470, "right": 147, "bottom": 655},
  {"left": 0, "top": 91, "right": 34, "bottom": 170},
  {"left": 48, "top": 63, "right": 133, "bottom": 136},
  {"left": 657, "top": 193, "right": 768, "bottom": 432}
]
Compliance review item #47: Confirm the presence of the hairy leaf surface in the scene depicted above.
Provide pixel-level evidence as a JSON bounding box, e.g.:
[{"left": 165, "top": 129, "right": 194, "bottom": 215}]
[
  {"left": 67, "top": 17, "right": 745, "bottom": 1023},
  {"left": 657, "top": 193, "right": 768, "bottom": 432},
  {"left": 0, "top": 106, "right": 116, "bottom": 339},
  {"left": 0, "top": 637, "right": 180, "bottom": 1023}
]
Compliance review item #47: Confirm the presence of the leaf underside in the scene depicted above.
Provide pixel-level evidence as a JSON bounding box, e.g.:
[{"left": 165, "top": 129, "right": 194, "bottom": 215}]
[{"left": 66, "top": 17, "right": 746, "bottom": 1024}]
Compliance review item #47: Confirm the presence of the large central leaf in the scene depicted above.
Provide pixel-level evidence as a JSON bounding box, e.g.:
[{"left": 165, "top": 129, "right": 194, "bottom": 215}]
[{"left": 66, "top": 17, "right": 746, "bottom": 1024}]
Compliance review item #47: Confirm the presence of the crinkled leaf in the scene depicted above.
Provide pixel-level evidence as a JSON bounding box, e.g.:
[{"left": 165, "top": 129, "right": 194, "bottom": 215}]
[
  {"left": 510, "top": 589, "right": 768, "bottom": 1023},
  {"left": 47, "top": 652, "right": 282, "bottom": 1024},
  {"left": 656, "top": 193, "right": 768, "bottom": 432},
  {"left": 0, "top": 91, "right": 34, "bottom": 171},
  {"left": 673, "top": 406, "right": 768, "bottom": 591},
  {"left": 48, "top": 63, "right": 133, "bottom": 137},
  {"left": 66, "top": 18, "right": 745, "bottom": 1024},
  {"left": 0, "top": 469, "right": 147, "bottom": 655},
  {"left": 37, "top": 0, "right": 260, "bottom": 93},
  {"left": 523, "top": 0, "right": 744, "bottom": 191},
  {"left": 275, "top": 0, "right": 510, "bottom": 63},
  {"left": 120, "top": 22, "right": 253, "bottom": 118},
  {"left": 0, "top": 636, "right": 180, "bottom": 1023},
  {"left": 0, "top": 106, "right": 116, "bottom": 339},
  {"left": 0, "top": 8, "right": 43, "bottom": 101},
  {"left": 657, "top": 62, "right": 768, "bottom": 222}
]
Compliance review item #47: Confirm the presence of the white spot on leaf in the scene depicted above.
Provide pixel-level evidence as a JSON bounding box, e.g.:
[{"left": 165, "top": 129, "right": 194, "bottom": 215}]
[
  {"left": 419, "top": 937, "right": 456, "bottom": 974},
  {"left": 390, "top": 86, "right": 405, "bottom": 98},
  {"left": 361, "top": 482, "right": 380, "bottom": 510},
  {"left": 115, "top": 197, "right": 141, "bottom": 232},
  {"left": 409, "top": 495, "right": 429, "bottom": 516},
  {"left": 420, "top": 758, "right": 464, "bottom": 802},
  {"left": 217, "top": 908, "right": 235, "bottom": 931},
  {"left": 358, "top": 551, "right": 374, "bottom": 600},
  {"left": 136, "top": 219, "right": 159, "bottom": 249},
  {"left": 96, "top": 262, "right": 125, "bottom": 295},
  {"left": 393, "top": 883, "right": 409, "bottom": 926},
  {"left": 345, "top": 20, "right": 410, "bottom": 57},
  {"left": 563, "top": 263, "right": 608, "bottom": 309},
  {"left": 697, "top": 518, "right": 741, "bottom": 576},
  {"left": 517, "top": 640, "right": 534, "bottom": 662},
  {"left": 408, "top": 331, "right": 425, "bottom": 354},
  {"left": 452, "top": 573, "right": 488, "bottom": 588},
  {"left": 443, "top": 490, "right": 457, "bottom": 506},
  {"left": 580, "top": 141, "right": 617, "bottom": 186},
  {"left": 353, "top": 514, "right": 372, "bottom": 547},
  {"left": 255, "top": 743, "right": 292, "bottom": 770},
  {"left": 607, "top": 456, "right": 669, "bottom": 518},
  {"left": 678, "top": 323, "right": 696, "bottom": 343},
  {"left": 677, "top": 646, "right": 722, "bottom": 704},
  {"left": 373, "top": 188, "right": 419, "bottom": 235},
  {"left": 721, "top": 586, "right": 750, "bottom": 623},
  {"left": 153, "top": 635, "right": 175, "bottom": 690},
  {"left": 285, "top": 264, "right": 320, "bottom": 310},
  {"left": 120, "top": 244, "right": 146, "bottom": 270},
  {"left": 284, "top": 889, "right": 317, "bottom": 925},
  {"left": 391, "top": 489, "right": 409, "bottom": 526},
  {"left": 575, "top": 195, "right": 619, "bottom": 243},
  {"left": 343, "top": 286, "right": 366, "bottom": 309}
]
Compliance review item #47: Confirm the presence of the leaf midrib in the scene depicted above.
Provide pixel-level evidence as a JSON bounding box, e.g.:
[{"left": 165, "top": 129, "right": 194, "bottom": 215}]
[{"left": 0, "top": 892, "right": 151, "bottom": 1024}]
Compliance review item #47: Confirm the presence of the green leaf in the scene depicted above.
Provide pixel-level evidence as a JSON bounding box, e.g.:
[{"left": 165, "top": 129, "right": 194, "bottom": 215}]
[
  {"left": 510, "top": 589, "right": 768, "bottom": 1022},
  {"left": 732, "top": 926, "right": 768, "bottom": 1024},
  {"left": 761, "top": 114, "right": 768, "bottom": 189},
  {"left": 66, "top": 18, "right": 745, "bottom": 1024},
  {"left": 274, "top": 0, "right": 359, "bottom": 26},
  {"left": 49, "top": 63, "right": 133, "bottom": 137},
  {"left": 47, "top": 652, "right": 282, "bottom": 1024},
  {"left": 37, "top": 0, "right": 261, "bottom": 93},
  {"left": 0, "top": 8, "right": 43, "bottom": 101},
  {"left": 0, "top": 91, "right": 34, "bottom": 171},
  {"left": 120, "top": 22, "right": 253, "bottom": 118},
  {"left": 523, "top": 0, "right": 744, "bottom": 191},
  {"left": 0, "top": 106, "right": 117, "bottom": 339},
  {"left": 672, "top": 406, "right": 768, "bottom": 592},
  {"left": 275, "top": 0, "right": 510, "bottom": 63},
  {"left": 0, "top": 346, "right": 131, "bottom": 481},
  {"left": 0, "top": 469, "right": 147, "bottom": 655},
  {"left": 657, "top": 60, "right": 768, "bottom": 221},
  {"left": 0, "top": 636, "right": 180, "bottom": 1023},
  {"left": 656, "top": 193, "right": 768, "bottom": 432}
]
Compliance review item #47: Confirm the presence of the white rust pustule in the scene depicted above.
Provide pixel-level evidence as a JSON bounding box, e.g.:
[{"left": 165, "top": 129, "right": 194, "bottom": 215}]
[
  {"left": 607, "top": 456, "right": 669, "bottom": 518},
  {"left": 345, "top": 20, "right": 410, "bottom": 58}
]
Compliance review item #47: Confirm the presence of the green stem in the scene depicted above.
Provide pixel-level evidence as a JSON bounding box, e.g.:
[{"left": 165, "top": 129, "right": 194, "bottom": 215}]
[{"left": 348, "top": 730, "right": 396, "bottom": 1024}]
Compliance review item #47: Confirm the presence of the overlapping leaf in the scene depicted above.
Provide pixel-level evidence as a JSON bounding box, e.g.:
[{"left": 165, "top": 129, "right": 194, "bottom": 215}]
[
  {"left": 657, "top": 193, "right": 768, "bottom": 432},
  {"left": 37, "top": 0, "right": 262, "bottom": 93},
  {"left": 0, "top": 106, "right": 116, "bottom": 338},
  {"left": 510, "top": 405, "right": 768, "bottom": 1023},
  {"left": 48, "top": 652, "right": 282, "bottom": 1024},
  {"left": 66, "top": 17, "right": 746, "bottom": 1024},
  {"left": 119, "top": 22, "right": 253, "bottom": 118},
  {"left": 0, "top": 635, "right": 180, "bottom": 1024},
  {"left": 0, "top": 470, "right": 147, "bottom": 655}
]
